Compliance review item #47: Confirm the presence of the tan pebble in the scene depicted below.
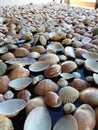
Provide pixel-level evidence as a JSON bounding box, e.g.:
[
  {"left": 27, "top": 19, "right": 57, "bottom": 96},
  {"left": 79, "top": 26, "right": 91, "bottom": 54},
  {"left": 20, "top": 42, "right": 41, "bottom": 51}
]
[
  {"left": 45, "top": 91, "right": 62, "bottom": 107},
  {"left": 82, "top": 43, "right": 94, "bottom": 50},
  {"left": 46, "top": 42, "right": 64, "bottom": 52},
  {"left": 17, "top": 89, "right": 31, "bottom": 102},
  {"left": 74, "top": 108, "right": 96, "bottom": 130},
  {"left": 0, "top": 94, "right": 5, "bottom": 102},
  {"left": 8, "top": 63, "right": 23, "bottom": 71},
  {"left": 71, "top": 78, "right": 89, "bottom": 91},
  {"left": 47, "top": 48, "right": 57, "bottom": 54},
  {"left": 20, "top": 43, "right": 31, "bottom": 49},
  {"left": 62, "top": 38, "right": 72, "bottom": 45},
  {"left": 0, "top": 114, "right": 14, "bottom": 130},
  {"left": 33, "top": 34, "right": 39, "bottom": 45},
  {"left": 22, "top": 31, "right": 33, "bottom": 41},
  {"left": 0, "top": 75, "right": 10, "bottom": 94},
  {"left": 59, "top": 86, "right": 79, "bottom": 104},
  {"left": 29, "top": 45, "right": 46, "bottom": 54},
  {"left": 13, "top": 47, "right": 30, "bottom": 57},
  {"left": 91, "top": 39, "right": 98, "bottom": 46},
  {"left": 44, "top": 64, "right": 61, "bottom": 78},
  {"left": 78, "top": 104, "right": 95, "bottom": 113},
  {"left": 61, "top": 60, "right": 78, "bottom": 73},
  {"left": 64, "top": 103, "right": 76, "bottom": 114},
  {"left": 39, "top": 53, "right": 59, "bottom": 65},
  {"left": 95, "top": 107, "right": 98, "bottom": 130},
  {"left": 72, "top": 41, "right": 83, "bottom": 48},
  {"left": 0, "top": 52, "right": 15, "bottom": 61},
  {"left": 34, "top": 79, "right": 59, "bottom": 96},
  {"left": 57, "top": 78, "right": 68, "bottom": 87},
  {"left": 8, "top": 66, "right": 30, "bottom": 80},
  {"left": 36, "top": 25, "right": 45, "bottom": 33},
  {"left": 51, "top": 35, "right": 63, "bottom": 41},
  {"left": 79, "top": 87, "right": 98, "bottom": 106},
  {"left": 75, "top": 48, "right": 88, "bottom": 58},
  {"left": 25, "top": 97, "right": 46, "bottom": 115},
  {"left": 53, "top": 114, "right": 78, "bottom": 130}
]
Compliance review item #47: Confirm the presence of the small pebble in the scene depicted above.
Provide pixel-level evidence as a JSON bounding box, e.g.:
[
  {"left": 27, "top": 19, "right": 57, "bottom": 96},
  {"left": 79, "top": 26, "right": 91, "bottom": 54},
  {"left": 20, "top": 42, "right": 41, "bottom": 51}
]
[
  {"left": 64, "top": 103, "right": 76, "bottom": 114},
  {"left": 57, "top": 78, "right": 68, "bottom": 87},
  {"left": 59, "top": 55, "right": 67, "bottom": 61},
  {"left": 4, "top": 90, "right": 14, "bottom": 100},
  {"left": 75, "top": 59, "right": 85, "bottom": 65},
  {"left": 32, "top": 76, "right": 39, "bottom": 85},
  {"left": 72, "top": 72, "right": 81, "bottom": 78},
  {"left": 32, "top": 75, "right": 44, "bottom": 85},
  {"left": 38, "top": 75, "right": 44, "bottom": 81},
  {"left": 29, "top": 52, "right": 40, "bottom": 59},
  {"left": 86, "top": 76, "right": 94, "bottom": 82}
]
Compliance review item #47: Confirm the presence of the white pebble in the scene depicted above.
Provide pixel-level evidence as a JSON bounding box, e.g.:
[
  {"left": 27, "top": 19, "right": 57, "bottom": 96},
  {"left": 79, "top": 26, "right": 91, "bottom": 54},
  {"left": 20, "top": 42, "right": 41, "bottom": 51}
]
[
  {"left": 59, "top": 55, "right": 67, "bottom": 61},
  {"left": 57, "top": 78, "right": 68, "bottom": 87},
  {"left": 29, "top": 52, "right": 40, "bottom": 59},
  {"left": 72, "top": 72, "right": 81, "bottom": 78},
  {"left": 38, "top": 75, "right": 44, "bottom": 81},
  {"left": 86, "top": 76, "right": 94, "bottom": 82},
  {"left": 4, "top": 90, "right": 14, "bottom": 100},
  {"left": 32, "top": 76, "right": 39, "bottom": 85}
]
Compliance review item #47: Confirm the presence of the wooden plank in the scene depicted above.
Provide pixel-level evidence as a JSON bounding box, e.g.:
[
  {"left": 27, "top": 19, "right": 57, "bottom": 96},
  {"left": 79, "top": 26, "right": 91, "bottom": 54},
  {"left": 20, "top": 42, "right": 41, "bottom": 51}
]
[{"left": 65, "top": 0, "right": 96, "bottom": 8}]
